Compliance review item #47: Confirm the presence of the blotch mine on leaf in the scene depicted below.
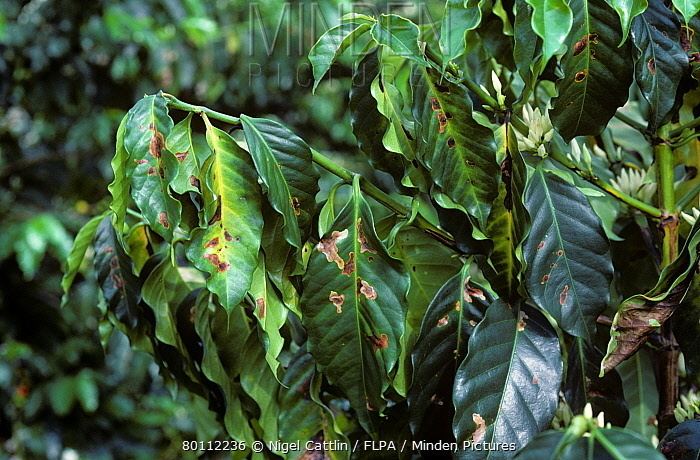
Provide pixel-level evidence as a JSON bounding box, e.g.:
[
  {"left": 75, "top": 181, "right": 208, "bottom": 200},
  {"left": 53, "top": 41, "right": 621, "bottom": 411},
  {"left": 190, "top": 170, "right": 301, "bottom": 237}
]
[
  {"left": 316, "top": 228, "right": 348, "bottom": 269},
  {"left": 430, "top": 97, "right": 441, "bottom": 111},
  {"left": 204, "top": 253, "right": 230, "bottom": 272},
  {"left": 175, "top": 151, "right": 188, "bottom": 162},
  {"left": 256, "top": 298, "right": 266, "bottom": 318},
  {"left": 437, "top": 315, "right": 449, "bottom": 327},
  {"left": 532, "top": 375, "right": 540, "bottom": 385},
  {"left": 205, "top": 237, "right": 219, "bottom": 248},
  {"left": 329, "top": 291, "right": 345, "bottom": 313},
  {"left": 541, "top": 274, "right": 550, "bottom": 284},
  {"left": 447, "top": 137, "right": 456, "bottom": 148},
  {"left": 537, "top": 241, "right": 545, "bottom": 250},
  {"left": 291, "top": 196, "right": 302, "bottom": 216},
  {"left": 556, "top": 249, "right": 565, "bottom": 257},
  {"left": 469, "top": 319, "right": 477, "bottom": 327},
  {"left": 437, "top": 111, "right": 448, "bottom": 133},
  {"left": 472, "top": 413, "right": 486, "bottom": 443},
  {"left": 647, "top": 58, "right": 656, "bottom": 75},
  {"left": 517, "top": 310, "right": 529, "bottom": 331},
  {"left": 463, "top": 280, "right": 485, "bottom": 303},
  {"left": 134, "top": 159, "right": 148, "bottom": 165},
  {"left": 342, "top": 252, "right": 355, "bottom": 276},
  {"left": 357, "top": 219, "right": 377, "bottom": 254},
  {"left": 149, "top": 130, "right": 164, "bottom": 158},
  {"left": 560, "top": 284, "right": 570, "bottom": 306},
  {"left": 189, "top": 175, "right": 200, "bottom": 187},
  {"left": 454, "top": 301, "right": 461, "bottom": 311},
  {"left": 359, "top": 279, "right": 378, "bottom": 300},
  {"left": 147, "top": 166, "right": 157, "bottom": 176},
  {"left": 224, "top": 230, "right": 233, "bottom": 242},
  {"left": 158, "top": 211, "right": 170, "bottom": 229},
  {"left": 573, "top": 33, "right": 598, "bottom": 56},
  {"left": 574, "top": 70, "right": 587, "bottom": 83},
  {"left": 368, "top": 333, "right": 389, "bottom": 351}
]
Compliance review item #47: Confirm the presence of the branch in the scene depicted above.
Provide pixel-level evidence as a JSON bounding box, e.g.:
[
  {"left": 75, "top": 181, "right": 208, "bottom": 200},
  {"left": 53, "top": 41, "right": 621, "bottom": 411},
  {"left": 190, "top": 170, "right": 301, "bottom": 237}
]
[
  {"left": 614, "top": 111, "right": 648, "bottom": 133},
  {"left": 164, "top": 93, "right": 458, "bottom": 251},
  {"left": 546, "top": 145, "right": 664, "bottom": 219},
  {"left": 669, "top": 115, "right": 700, "bottom": 138},
  {"left": 161, "top": 92, "right": 241, "bottom": 126}
]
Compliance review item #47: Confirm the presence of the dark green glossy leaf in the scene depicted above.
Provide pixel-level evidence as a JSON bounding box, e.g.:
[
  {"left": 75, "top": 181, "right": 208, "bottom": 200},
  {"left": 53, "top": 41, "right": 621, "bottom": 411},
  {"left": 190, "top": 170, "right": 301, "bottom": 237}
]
[
  {"left": 61, "top": 212, "right": 108, "bottom": 307},
  {"left": 631, "top": 0, "right": 688, "bottom": 131},
  {"left": 165, "top": 113, "right": 209, "bottom": 195},
  {"left": 186, "top": 118, "right": 263, "bottom": 312},
  {"left": 484, "top": 127, "right": 529, "bottom": 301},
  {"left": 300, "top": 176, "right": 408, "bottom": 435},
  {"left": 141, "top": 257, "right": 191, "bottom": 348},
  {"left": 193, "top": 293, "right": 253, "bottom": 442},
  {"left": 389, "top": 226, "right": 462, "bottom": 395},
  {"left": 514, "top": 0, "right": 540, "bottom": 79},
  {"left": 408, "top": 264, "right": 490, "bottom": 437},
  {"left": 124, "top": 94, "right": 181, "bottom": 240},
  {"left": 618, "top": 349, "right": 658, "bottom": 439},
  {"left": 602, "top": 220, "right": 700, "bottom": 374},
  {"left": 240, "top": 115, "right": 319, "bottom": 251},
  {"left": 453, "top": 302, "right": 562, "bottom": 458},
  {"left": 514, "top": 427, "right": 666, "bottom": 459},
  {"left": 309, "top": 21, "right": 372, "bottom": 92},
  {"left": 659, "top": 419, "right": 700, "bottom": 459},
  {"left": 349, "top": 51, "right": 405, "bottom": 181},
  {"left": 240, "top": 333, "right": 279, "bottom": 444},
  {"left": 525, "top": 0, "right": 573, "bottom": 64},
  {"left": 564, "top": 339, "right": 629, "bottom": 426},
  {"left": 551, "top": 0, "right": 634, "bottom": 141},
  {"left": 94, "top": 216, "right": 140, "bottom": 329},
  {"left": 523, "top": 166, "right": 613, "bottom": 340},
  {"left": 422, "top": 68, "right": 499, "bottom": 229}
]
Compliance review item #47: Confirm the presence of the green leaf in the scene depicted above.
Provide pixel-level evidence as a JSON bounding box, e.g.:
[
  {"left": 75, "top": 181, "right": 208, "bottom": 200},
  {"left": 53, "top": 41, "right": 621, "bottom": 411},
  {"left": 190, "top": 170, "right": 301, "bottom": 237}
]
[
  {"left": 550, "top": 0, "right": 635, "bottom": 141},
  {"left": 94, "top": 217, "right": 140, "bottom": 329},
  {"left": 408, "top": 264, "right": 490, "bottom": 438},
  {"left": 564, "top": 339, "right": 629, "bottom": 426},
  {"left": 240, "top": 115, "right": 319, "bottom": 251},
  {"left": 389, "top": 226, "right": 462, "bottom": 395},
  {"left": 349, "top": 51, "right": 405, "bottom": 181},
  {"left": 672, "top": 0, "right": 700, "bottom": 23},
  {"left": 240, "top": 333, "right": 279, "bottom": 443},
  {"left": 124, "top": 94, "right": 181, "bottom": 240},
  {"left": 659, "top": 420, "right": 700, "bottom": 457},
  {"left": 453, "top": 302, "right": 562, "bottom": 456},
  {"left": 439, "top": 0, "right": 486, "bottom": 63},
  {"left": 74, "top": 369, "right": 99, "bottom": 413},
  {"left": 165, "top": 113, "right": 210, "bottom": 195},
  {"left": 48, "top": 376, "right": 76, "bottom": 416},
  {"left": 514, "top": 0, "right": 540, "bottom": 79},
  {"left": 618, "top": 349, "right": 658, "bottom": 440},
  {"left": 371, "top": 14, "right": 427, "bottom": 65},
  {"left": 108, "top": 114, "right": 129, "bottom": 232},
  {"left": 631, "top": 0, "right": 688, "bottom": 131},
  {"left": 523, "top": 166, "right": 613, "bottom": 340},
  {"left": 602, "top": 221, "right": 700, "bottom": 374},
  {"left": 61, "top": 212, "right": 107, "bottom": 307},
  {"left": 248, "top": 253, "right": 287, "bottom": 377},
  {"left": 483, "top": 127, "right": 529, "bottom": 301},
  {"left": 422, "top": 68, "right": 499, "bottom": 229},
  {"left": 514, "top": 427, "right": 666, "bottom": 459},
  {"left": 186, "top": 118, "right": 263, "bottom": 312},
  {"left": 525, "top": 0, "right": 573, "bottom": 65},
  {"left": 606, "top": 0, "right": 648, "bottom": 44},
  {"left": 193, "top": 293, "right": 253, "bottom": 442},
  {"left": 371, "top": 66, "right": 416, "bottom": 162},
  {"left": 300, "top": 176, "right": 408, "bottom": 435},
  {"left": 141, "top": 257, "right": 191, "bottom": 347},
  {"left": 278, "top": 351, "right": 351, "bottom": 460},
  {"left": 309, "top": 22, "right": 372, "bottom": 92}
]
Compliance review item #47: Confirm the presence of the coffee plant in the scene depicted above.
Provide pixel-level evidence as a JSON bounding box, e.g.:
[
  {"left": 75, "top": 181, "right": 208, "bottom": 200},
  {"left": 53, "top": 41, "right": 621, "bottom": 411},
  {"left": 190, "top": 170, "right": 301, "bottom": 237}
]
[{"left": 63, "top": 0, "right": 700, "bottom": 458}]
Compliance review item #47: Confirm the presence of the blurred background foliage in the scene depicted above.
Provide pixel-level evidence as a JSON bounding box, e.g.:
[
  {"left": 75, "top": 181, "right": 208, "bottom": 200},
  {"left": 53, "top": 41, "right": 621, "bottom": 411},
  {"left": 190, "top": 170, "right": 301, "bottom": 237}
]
[{"left": 0, "top": 0, "right": 441, "bottom": 457}]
